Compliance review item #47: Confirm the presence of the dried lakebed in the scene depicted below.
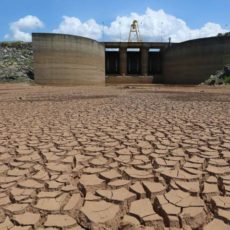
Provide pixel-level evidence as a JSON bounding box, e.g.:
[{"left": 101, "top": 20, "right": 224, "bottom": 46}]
[{"left": 0, "top": 84, "right": 229, "bottom": 230}]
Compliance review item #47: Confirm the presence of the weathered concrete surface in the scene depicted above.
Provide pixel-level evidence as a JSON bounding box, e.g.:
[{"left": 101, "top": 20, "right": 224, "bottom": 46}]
[
  {"left": 0, "top": 84, "right": 229, "bottom": 229},
  {"left": 32, "top": 33, "right": 105, "bottom": 85},
  {"left": 163, "top": 36, "right": 230, "bottom": 84}
]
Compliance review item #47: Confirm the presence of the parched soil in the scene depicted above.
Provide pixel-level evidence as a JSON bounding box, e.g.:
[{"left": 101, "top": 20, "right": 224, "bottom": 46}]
[{"left": 0, "top": 83, "right": 229, "bottom": 230}]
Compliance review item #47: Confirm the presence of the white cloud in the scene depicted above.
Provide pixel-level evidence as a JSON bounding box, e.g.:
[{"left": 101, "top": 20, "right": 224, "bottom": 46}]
[
  {"left": 5, "top": 15, "right": 44, "bottom": 42},
  {"left": 104, "top": 8, "right": 227, "bottom": 42},
  {"left": 53, "top": 8, "right": 227, "bottom": 42},
  {"left": 6, "top": 9, "right": 226, "bottom": 43},
  {"left": 53, "top": 16, "right": 103, "bottom": 40}
]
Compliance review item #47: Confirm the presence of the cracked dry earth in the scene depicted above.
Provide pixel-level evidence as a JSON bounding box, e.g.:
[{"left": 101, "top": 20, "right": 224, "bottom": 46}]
[{"left": 0, "top": 84, "right": 230, "bottom": 230}]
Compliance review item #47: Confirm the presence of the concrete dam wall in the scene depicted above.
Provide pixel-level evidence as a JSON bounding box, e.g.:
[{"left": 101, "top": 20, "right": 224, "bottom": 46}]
[
  {"left": 32, "top": 33, "right": 105, "bottom": 85},
  {"left": 32, "top": 33, "right": 230, "bottom": 85},
  {"left": 163, "top": 36, "right": 230, "bottom": 84}
]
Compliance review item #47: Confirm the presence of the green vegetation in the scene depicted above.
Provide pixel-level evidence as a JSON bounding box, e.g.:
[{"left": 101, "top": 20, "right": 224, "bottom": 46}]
[
  {"left": 0, "top": 41, "right": 30, "bottom": 48},
  {"left": 217, "top": 32, "right": 230, "bottom": 37},
  {"left": 0, "top": 75, "right": 32, "bottom": 82},
  {"left": 223, "top": 76, "right": 230, "bottom": 84}
]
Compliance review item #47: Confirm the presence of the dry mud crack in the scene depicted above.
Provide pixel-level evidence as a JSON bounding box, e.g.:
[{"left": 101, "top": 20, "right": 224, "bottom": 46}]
[{"left": 0, "top": 84, "right": 229, "bottom": 229}]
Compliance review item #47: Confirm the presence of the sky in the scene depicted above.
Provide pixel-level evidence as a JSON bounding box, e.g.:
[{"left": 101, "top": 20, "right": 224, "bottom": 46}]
[{"left": 1, "top": 0, "right": 230, "bottom": 43}]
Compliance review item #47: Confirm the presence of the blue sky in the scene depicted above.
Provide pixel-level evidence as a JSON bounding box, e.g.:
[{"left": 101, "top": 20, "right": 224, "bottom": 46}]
[{"left": 1, "top": 0, "right": 230, "bottom": 42}]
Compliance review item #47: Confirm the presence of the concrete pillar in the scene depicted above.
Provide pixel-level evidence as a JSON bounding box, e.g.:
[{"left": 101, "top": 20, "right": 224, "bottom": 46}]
[
  {"left": 141, "top": 47, "right": 149, "bottom": 76},
  {"left": 120, "top": 47, "right": 127, "bottom": 76}
]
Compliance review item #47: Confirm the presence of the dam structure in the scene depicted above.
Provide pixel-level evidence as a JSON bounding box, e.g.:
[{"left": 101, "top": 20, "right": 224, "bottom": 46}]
[
  {"left": 32, "top": 33, "right": 105, "bottom": 86},
  {"left": 32, "top": 33, "right": 230, "bottom": 85}
]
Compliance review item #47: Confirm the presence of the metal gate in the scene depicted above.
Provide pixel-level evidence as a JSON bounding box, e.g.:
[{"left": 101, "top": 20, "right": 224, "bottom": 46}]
[
  {"left": 127, "top": 51, "right": 141, "bottom": 75},
  {"left": 148, "top": 51, "right": 162, "bottom": 75},
  {"left": 105, "top": 51, "right": 120, "bottom": 75}
]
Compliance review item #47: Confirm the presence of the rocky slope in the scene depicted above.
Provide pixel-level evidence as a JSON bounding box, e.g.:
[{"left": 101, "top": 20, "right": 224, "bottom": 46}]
[
  {"left": 0, "top": 42, "right": 34, "bottom": 82},
  {"left": 203, "top": 64, "right": 230, "bottom": 85}
]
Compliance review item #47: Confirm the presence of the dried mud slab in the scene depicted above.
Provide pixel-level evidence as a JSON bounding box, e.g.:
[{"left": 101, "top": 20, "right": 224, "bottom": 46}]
[
  {"left": 77, "top": 200, "right": 121, "bottom": 229},
  {"left": 129, "top": 198, "right": 164, "bottom": 229}
]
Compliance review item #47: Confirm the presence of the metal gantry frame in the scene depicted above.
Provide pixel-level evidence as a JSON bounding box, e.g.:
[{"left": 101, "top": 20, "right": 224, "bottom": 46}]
[{"left": 128, "top": 20, "right": 142, "bottom": 42}]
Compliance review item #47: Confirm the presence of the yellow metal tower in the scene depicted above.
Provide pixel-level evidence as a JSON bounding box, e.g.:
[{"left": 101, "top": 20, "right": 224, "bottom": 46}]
[{"left": 128, "top": 20, "right": 142, "bottom": 42}]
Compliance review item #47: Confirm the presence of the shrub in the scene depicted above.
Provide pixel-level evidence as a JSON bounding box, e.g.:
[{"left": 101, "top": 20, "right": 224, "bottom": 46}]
[
  {"left": 0, "top": 41, "right": 27, "bottom": 48},
  {"left": 224, "top": 76, "right": 230, "bottom": 84}
]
